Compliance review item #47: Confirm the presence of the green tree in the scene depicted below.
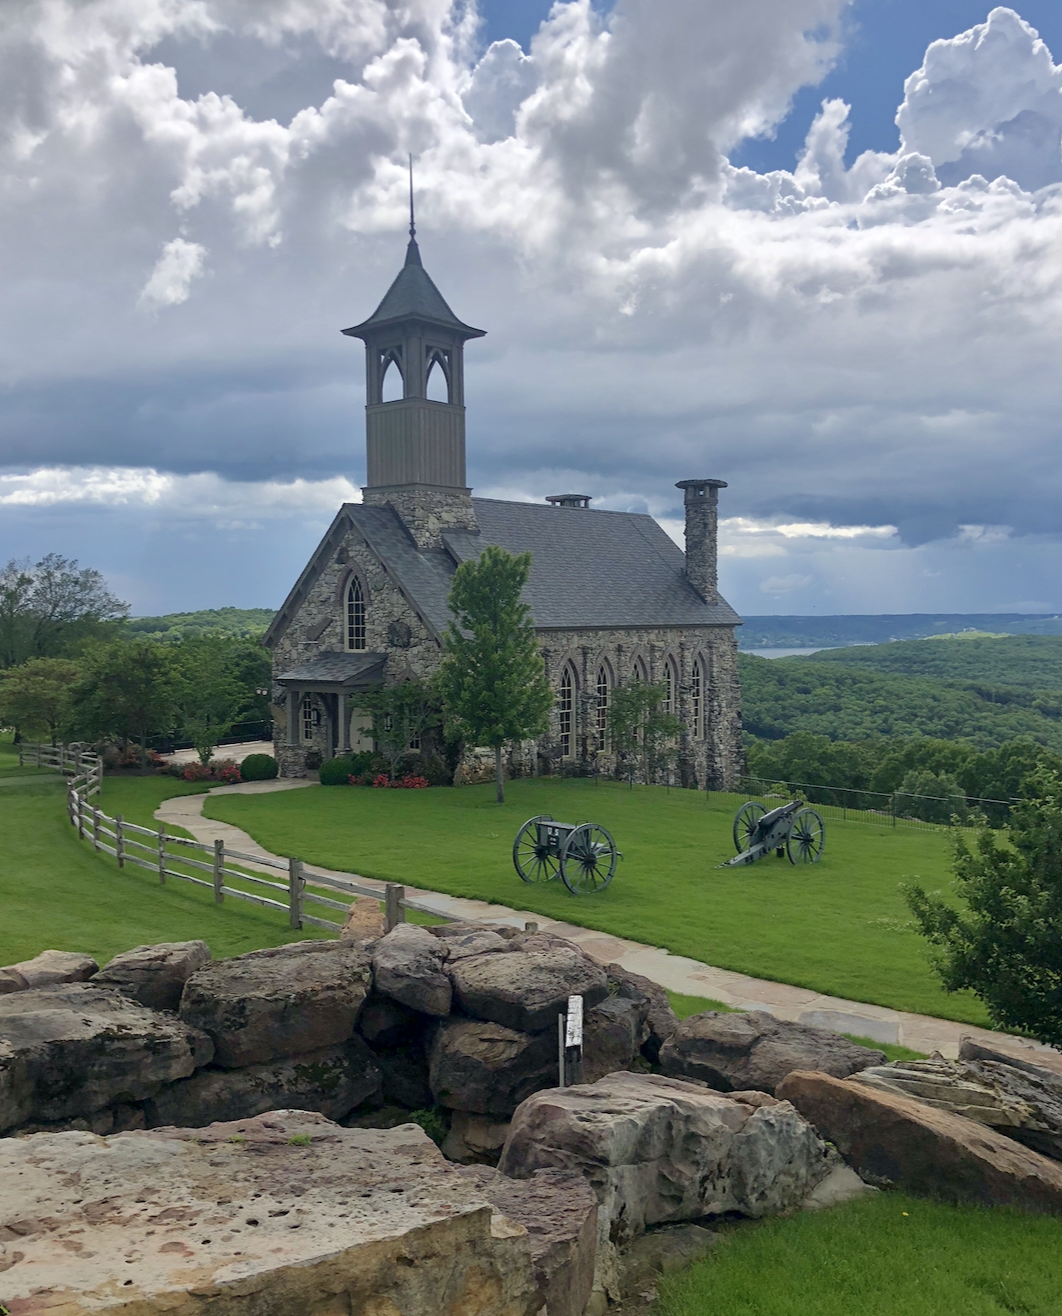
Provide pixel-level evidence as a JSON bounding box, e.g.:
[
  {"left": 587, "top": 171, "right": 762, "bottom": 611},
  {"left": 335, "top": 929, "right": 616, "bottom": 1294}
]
[
  {"left": 437, "top": 546, "right": 552, "bottom": 803},
  {"left": 893, "top": 769, "right": 969, "bottom": 825},
  {"left": 607, "top": 680, "right": 681, "bottom": 788},
  {"left": 0, "top": 657, "right": 80, "bottom": 743},
  {"left": 350, "top": 679, "right": 437, "bottom": 781},
  {"left": 174, "top": 635, "right": 251, "bottom": 765},
  {"left": 902, "top": 766, "right": 1062, "bottom": 1046},
  {"left": 67, "top": 639, "right": 176, "bottom": 771},
  {"left": 0, "top": 554, "right": 127, "bottom": 668}
]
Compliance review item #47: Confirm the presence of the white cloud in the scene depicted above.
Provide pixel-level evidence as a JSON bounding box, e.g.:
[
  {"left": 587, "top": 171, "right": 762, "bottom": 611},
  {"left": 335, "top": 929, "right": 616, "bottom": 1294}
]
[{"left": 138, "top": 238, "right": 208, "bottom": 308}]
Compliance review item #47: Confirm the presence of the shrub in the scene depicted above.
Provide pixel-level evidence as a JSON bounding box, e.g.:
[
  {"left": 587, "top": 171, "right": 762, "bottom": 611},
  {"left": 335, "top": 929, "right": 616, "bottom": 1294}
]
[
  {"left": 894, "top": 769, "right": 969, "bottom": 825},
  {"left": 372, "top": 774, "right": 390, "bottom": 788},
  {"left": 394, "top": 774, "right": 429, "bottom": 789},
  {"left": 348, "top": 750, "right": 379, "bottom": 777},
  {"left": 182, "top": 761, "right": 213, "bottom": 782},
  {"left": 240, "top": 753, "right": 278, "bottom": 781},
  {"left": 320, "top": 755, "right": 354, "bottom": 785},
  {"left": 213, "top": 759, "right": 241, "bottom": 784}
]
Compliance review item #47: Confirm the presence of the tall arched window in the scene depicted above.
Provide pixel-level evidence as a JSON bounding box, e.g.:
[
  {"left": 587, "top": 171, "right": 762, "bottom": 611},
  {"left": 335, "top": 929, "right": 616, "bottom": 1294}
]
[
  {"left": 558, "top": 666, "right": 574, "bottom": 758},
  {"left": 691, "top": 658, "right": 702, "bottom": 739},
  {"left": 631, "top": 657, "right": 647, "bottom": 682},
  {"left": 380, "top": 349, "right": 404, "bottom": 403},
  {"left": 595, "top": 664, "right": 610, "bottom": 752},
  {"left": 346, "top": 578, "right": 366, "bottom": 651},
  {"left": 662, "top": 659, "right": 676, "bottom": 717},
  {"left": 425, "top": 349, "right": 451, "bottom": 403}
]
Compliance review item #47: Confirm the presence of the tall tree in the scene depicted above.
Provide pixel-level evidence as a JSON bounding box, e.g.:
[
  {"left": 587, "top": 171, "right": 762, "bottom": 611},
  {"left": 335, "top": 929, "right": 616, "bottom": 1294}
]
[
  {"left": 0, "top": 554, "right": 127, "bottom": 668},
  {"left": 67, "top": 639, "right": 176, "bottom": 771},
  {"left": 0, "top": 657, "right": 80, "bottom": 743},
  {"left": 903, "top": 766, "right": 1062, "bottom": 1046},
  {"left": 437, "top": 546, "right": 552, "bottom": 803},
  {"left": 606, "top": 680, "right": 681, "bottom": 788},
  {"left": 351, "top": 679, "right": 437, "bottom": 780},
  {"left": 173, "top": 635, "right": 251, "bottom": 765}
]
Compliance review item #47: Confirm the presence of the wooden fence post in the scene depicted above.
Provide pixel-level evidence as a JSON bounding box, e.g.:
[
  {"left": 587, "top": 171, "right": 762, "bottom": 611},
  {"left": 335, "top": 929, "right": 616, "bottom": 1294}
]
[
  {"left": 158, "top": 827, "right": 166, "bottom": 884},
  {"left": 77, "top": 788, "right": 85, "bottom": 840},
  {"left": 385, "top": 883, "right": 405, "bottom": 932},
  {"left": 115, "top": 814, "right": 125, "bottom": 868},
  {"left": 288, "top": 857, "right": 304, "bottom": 930},
  {"left": 92, "top": 805, "right": 101, "bottom": 852},
  {"left": 213, "top": 839, "right": 225, "bottom": 905}
]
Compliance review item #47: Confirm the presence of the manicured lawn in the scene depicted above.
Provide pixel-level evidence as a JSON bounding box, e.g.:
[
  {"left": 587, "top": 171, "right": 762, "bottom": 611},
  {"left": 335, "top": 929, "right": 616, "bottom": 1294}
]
[
  {"left": 657, "top": 1193, "right": 1062, "bottom": 1316},
  {"left": 204, "top": 777, "right": 990, "bottom": 1025}
]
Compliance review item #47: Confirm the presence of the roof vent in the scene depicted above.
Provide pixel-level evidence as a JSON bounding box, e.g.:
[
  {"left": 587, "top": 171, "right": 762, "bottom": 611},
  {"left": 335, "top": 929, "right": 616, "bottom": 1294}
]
[{"left": 545, "top": 493, "right": 592, "bottom": 509}]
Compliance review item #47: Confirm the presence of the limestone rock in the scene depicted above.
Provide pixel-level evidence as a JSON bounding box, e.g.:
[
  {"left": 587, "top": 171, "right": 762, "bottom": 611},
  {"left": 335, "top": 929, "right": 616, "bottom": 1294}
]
[
  {"left": 340, "top": 895, "right": 387, "bottom": 940},
  {"left": 443, "top": 1110, "right": 512, "bottom": 1165},
  {"left": 450, "top": 948, "right": 608, "bottom": 1034},
  {"left": 180, "top": 938, "right": 372, "bottom": 1068},
  {"left": 852, "top": 1056, "right": 1062, "bottom": 1161},
  {"left": 372, "top": 923, "right": 452, "bottom": 1017},
  {"left": 800, "top": 1163, "right": 876, "bottom": 1211},
  {"left": 0, "top": 983, "right": 213, "bottom": 1134},
  {"left": 606, "top": 962, "right": 678, "bottom": 1062},
  {"left": 429, "top": 921, "right": 519, "bottom": 943},
  {"left": 582, "top": 996, "right": 646, "bottom": 1084},
  {"left": 0, "top": 1111, "right": 543, "bottom": 1315},
  {"left": 2, "top": 948, "right": 98, "bottom": 990},
  {"left": 457, "top": 1165, "right": 598, "bottom": 1316},
  {"left": 659, "top": 1009, "right": 885, "bottom": 1094},
  {"left": 146, "top": 1039, "right": 382, "bottom": 1128},
  {"left": 960, "top": 1035, "right": 1062, "bottom": 1082},
  {"left": 430, "top": 1018, "right": 558, "bottom": 1117},
  {"left": 617, "top": 1224, "right": 718, "bottom": 1302},
  {"left": 499, "top": 1071, "right": 833, "bottom": 1300},
  {"left": 777, "top": 1069, "right": 1062, "bottom": 1211},
  {"left": 92, "top": 939, "right": 211, "bottom": 1012},
  {"left": 443, "top": 928, "right": 514, "bottom": 962}
]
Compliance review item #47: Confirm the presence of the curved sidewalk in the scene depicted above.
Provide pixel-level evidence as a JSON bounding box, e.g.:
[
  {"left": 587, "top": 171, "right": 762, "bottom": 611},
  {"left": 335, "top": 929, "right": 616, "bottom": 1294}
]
[{"left": 157, "top": 780, "right": 1061, "bottom": 1068}]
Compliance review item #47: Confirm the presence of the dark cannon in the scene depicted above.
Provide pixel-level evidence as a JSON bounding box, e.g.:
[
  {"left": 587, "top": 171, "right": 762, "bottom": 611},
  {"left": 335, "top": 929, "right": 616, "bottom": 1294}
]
[
  {"left": 723, "top": 799, "right": 825, "bottom": 867},
  {"left": 513, "top": 814, "right": 621, "bottom": 895}
]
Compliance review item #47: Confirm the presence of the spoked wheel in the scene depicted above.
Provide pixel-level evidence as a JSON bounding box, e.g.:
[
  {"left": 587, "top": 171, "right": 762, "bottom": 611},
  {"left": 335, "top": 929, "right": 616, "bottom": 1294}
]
[
  {"left": 560, "top": 823, "right": 618, "bottom": 895},
  {"left": 733, "top": 801, "right": 766, "bottom": 854},
  {"left": 787, "top": 808, "right": 825, "bottom": 864},
  {"left": 513, "top": 815, "right": 560, "bottom": 883}
]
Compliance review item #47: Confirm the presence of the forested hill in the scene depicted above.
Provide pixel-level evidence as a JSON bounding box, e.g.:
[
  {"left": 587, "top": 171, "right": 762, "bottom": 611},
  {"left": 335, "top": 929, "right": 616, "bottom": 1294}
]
[
  {"left": 125, "top": 608, "right": 275, "bottom": 640},
  {"left": 739, "top": 644, "right": 1062, "bottom": 751},
  {"left": 739, "top": 613, "right": 1062, "bottom": 649},
  {"left": 805, "top": 633, "right": 1062, "bottom": 691}
]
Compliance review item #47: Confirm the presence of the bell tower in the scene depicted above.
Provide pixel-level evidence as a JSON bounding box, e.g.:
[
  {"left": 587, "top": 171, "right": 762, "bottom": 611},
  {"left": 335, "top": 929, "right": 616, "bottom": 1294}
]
[{"left": 342, "top": 190, "right": 484, "bottom": 549}]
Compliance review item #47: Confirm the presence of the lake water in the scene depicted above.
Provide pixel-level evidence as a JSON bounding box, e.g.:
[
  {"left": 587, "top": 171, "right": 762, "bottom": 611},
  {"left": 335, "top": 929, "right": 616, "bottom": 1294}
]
[{"left": 742, "top": 648, "right": 824, "bottom": 659}]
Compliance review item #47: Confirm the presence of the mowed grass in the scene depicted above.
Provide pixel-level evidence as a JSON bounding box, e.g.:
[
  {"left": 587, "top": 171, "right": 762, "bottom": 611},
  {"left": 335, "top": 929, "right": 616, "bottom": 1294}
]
[
  {"left": 657, "top": 1193, "right": 1062, "bottom": 1316},
  {"left": 204, "top": 777, "right": 989, "bottom": 1024}
]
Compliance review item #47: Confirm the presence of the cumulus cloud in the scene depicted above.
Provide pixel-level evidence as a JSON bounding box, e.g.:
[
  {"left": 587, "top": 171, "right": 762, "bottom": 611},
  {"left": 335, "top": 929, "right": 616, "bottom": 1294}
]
[{"left": 0, "top": 1, "right": 1061, "bottom": 612}]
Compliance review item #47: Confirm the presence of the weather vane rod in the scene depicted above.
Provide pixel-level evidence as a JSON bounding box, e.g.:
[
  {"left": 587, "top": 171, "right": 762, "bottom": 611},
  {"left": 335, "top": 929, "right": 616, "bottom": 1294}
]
[{"left": 408, "top": 153, "right": 416, "bottom": 241}]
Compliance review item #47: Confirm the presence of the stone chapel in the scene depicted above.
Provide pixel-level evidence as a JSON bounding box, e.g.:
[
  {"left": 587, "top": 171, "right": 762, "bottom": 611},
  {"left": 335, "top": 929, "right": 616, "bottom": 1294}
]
[{"left": 264, "top": 225, "right": 744, "bottom": 787}]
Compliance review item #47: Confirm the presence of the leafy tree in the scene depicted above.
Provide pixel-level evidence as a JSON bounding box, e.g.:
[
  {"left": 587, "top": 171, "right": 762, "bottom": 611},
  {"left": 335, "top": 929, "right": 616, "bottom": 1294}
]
[
  {"left": 0, "top": 657, "right": 80, "bottom": 743},
  {"left": 0, "top": 554, "right": 127, "bottom": 668},
  {"left": 66, "top": 639, "right": 176, "bottom": 771},
  {"left": 173, "top": 635, "right": 251, "bottom": 765},
  {"left": 903, "top": 767, "right": 1062, "bottom": 1046},
  {"left": 437, "top": 546, "right": 552, "bottom": 803},
  {"left": 893, "top": 769, "right": 969, "bottom": 825},
  {"left": 607, "top": 680, "right": 681, "bottom": 788},
  {"left": 350, "top": 679, "right": 437, "bottom": 781}
]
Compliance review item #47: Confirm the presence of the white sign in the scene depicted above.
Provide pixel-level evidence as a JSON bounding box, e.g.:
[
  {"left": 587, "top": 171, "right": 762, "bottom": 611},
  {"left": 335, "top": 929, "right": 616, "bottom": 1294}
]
[{"left": 565, "top": 994, "right": 583, "bottom": 1048}]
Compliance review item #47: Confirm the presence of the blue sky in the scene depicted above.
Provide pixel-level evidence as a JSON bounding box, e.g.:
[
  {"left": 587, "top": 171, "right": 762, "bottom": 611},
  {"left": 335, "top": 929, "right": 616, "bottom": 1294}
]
[{"left": 1, "top": 0, "right": 1061, "bottom": 616}]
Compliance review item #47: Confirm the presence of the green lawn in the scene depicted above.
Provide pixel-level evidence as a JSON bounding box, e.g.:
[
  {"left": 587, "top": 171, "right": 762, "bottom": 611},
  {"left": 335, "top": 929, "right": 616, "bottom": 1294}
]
[
  {"left": 203, "top": 777, "right": 989, "bottom": 1025},
  {"left": 658, "top": 1193, "right": 1062, "bottom": 1316}
]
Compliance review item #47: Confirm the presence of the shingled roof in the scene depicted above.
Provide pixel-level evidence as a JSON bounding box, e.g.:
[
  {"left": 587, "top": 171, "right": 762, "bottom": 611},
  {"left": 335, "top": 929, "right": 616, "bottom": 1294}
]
[{"left": 342, "top": 239, "right": 485, "bottom": 341}]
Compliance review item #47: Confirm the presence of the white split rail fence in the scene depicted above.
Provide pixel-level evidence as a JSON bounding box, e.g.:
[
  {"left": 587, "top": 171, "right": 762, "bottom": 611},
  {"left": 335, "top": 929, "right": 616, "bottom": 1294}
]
[{"left": 22, "top": 743, "right": 441, "bottom": 935}]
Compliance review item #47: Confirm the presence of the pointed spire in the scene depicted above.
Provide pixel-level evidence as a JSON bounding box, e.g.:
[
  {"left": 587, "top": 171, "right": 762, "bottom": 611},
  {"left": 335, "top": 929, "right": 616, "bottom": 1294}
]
[{"left": 408, "top": 153, "right": 416, "bottom": 241}]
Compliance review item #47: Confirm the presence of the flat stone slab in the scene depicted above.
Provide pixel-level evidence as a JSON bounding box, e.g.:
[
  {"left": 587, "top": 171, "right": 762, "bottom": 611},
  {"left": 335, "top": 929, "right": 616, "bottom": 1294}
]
[{"left": 0, "top": 1111, "right": 542, "bottom": 1315}]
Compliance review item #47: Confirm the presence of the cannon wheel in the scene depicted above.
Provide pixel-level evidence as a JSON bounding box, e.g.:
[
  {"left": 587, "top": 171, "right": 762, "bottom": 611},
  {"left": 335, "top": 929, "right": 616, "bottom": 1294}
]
[
  {"left": 787, "top": 808, "right": 825, "bottom": 864},
  {"left": 560, "top": 823, "right": 617, "bottom": 895},
  {"left": 733, "top": 801, "right": 766, "bottom": 854},
  {"left": 513, "top": 815, "right": 560, "bottom": 883}
]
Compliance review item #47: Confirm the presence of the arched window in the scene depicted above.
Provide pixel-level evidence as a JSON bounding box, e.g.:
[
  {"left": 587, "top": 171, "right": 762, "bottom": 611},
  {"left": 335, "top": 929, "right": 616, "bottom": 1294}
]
[
  {"left": 301, "top": 698, "right": 318, "bottom": 742},
  {"left": 558, "top": 666, "right": 575, "bottom": 758},
  {"left": 631, "top": 657, "right": 647, "bottom": 682},
  {"left": 380, "top": 350, "right": 403, "bottom": 403},
  {"left": 346, "top": 578, "right": 366, "bottom": 651},
  {"left": 595, "top": 664, "right": 610, "bottom": 752},
  {"left": 662, "top": 659, "right": 676, "bottom": 717},
  {"left": 425, "top": 349, "right": 451, "bottom": 403},
  {"left": 691, "top": 658, "right": 702, "bottom": 739}
]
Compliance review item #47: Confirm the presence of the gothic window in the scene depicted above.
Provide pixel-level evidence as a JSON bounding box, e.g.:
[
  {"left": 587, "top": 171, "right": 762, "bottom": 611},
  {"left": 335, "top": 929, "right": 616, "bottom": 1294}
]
[
  {"left": 595, "top": 664, "right": 610, "bottom": 752},
  {"left": 425, "top": 349, "right": 451, "bottom": 403},
  {"left": 558, "top": 666, "right": 575, "bottom": 758},
  {"left": 380, "top": 349, "right": 404, "bottom": 403},
  {"left": 346, "top": 578, "right": 367, "bottom": 651},
  {"left": 662, "top": 659, "right": 676, "bottom": 716},
  {"left": 301, "top": 698, "right": 318, "bottom": 742},
  {"left": 631, "top": 657, "right": 647, "bottom": 682},
  {"left": 691, "top": 658, "right": 702, "bottom": 739}
]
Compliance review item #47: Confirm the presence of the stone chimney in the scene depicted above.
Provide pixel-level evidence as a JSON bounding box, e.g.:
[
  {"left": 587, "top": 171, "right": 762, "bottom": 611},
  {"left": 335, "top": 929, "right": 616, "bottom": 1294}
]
[{"left": 675, "top": 479, "right": 727, "bottom": 603}]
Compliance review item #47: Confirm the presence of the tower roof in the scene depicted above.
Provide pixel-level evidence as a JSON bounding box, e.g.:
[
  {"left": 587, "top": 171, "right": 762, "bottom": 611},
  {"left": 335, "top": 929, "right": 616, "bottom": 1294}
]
[{"left": 342, "top": 238, "right": 485, "bottom": 341}]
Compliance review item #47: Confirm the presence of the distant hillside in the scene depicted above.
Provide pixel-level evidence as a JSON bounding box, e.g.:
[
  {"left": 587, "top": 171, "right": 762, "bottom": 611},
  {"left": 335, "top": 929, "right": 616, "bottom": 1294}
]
[
  {"left": 738, "top": 613, "right": 1062, "bottom": 650},
  {"left": 126, "top": 607, "right": 275, "bottom": 640},
  {"left": 805, "top": 634, "right": 1062, "bottom": 693}
]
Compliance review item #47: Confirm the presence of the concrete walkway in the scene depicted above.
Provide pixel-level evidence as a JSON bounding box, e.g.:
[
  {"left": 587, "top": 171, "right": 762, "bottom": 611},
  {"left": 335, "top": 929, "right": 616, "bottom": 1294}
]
[{"left": 157, "top": 780, "right": 1061, "bottom": 1068}]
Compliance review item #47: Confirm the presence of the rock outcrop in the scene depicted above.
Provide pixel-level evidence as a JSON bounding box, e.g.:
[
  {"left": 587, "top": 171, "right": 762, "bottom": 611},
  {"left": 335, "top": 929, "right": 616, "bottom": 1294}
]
[
  {"left": 0, "top": 948, "right": 98, "bottom": 994},
  {"left": 582, "top": 995, "right": 646, "bottom": 1083},
  {"left": 450, "top": 947, "right": 608, "bottom": 1034},
  {"left": 179, "top": 939, "right": 373, "bottom": 1067},
  {"left": 430, "top": 1018, "right": 557, "bottom": 1117},
  {"left": 777, "top": 1069, "right": 1062, "bottom": 1212},
  {"left": 0, "top": 1111, "right": 543, "bottom": 1316},
  {"left": 92, "top": 939, "right": 211, "bottom": 1012},
  {"left": 372, "top": 923, "right": 453, "bottom": 1017},
  {"left": 500, "top": 1071, "right": 833, "bottom": 1300},
  {"left": 0, "top": 983, "right": 212, "bottom": 1134},
  {"left": 605, "top": 962, "right": 678, "bottom": 1062},
  {"left": 659, "top": 1009, "right": 885, "bottom": 1094}
]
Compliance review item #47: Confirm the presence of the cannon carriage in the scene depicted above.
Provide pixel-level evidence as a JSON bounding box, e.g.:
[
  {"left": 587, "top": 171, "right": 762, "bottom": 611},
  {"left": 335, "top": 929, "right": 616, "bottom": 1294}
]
[
  {"left": 513, "top": 814, "right": 620, "bottom": 895},
  {"left": 724, "top": 798, "right": 825, "bottom": 867}
]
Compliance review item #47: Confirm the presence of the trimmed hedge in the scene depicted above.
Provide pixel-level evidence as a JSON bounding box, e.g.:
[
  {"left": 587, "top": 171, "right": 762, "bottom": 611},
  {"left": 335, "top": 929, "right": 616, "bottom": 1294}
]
[{"left": 240, "top": 753, "right": 278, "bottom": 781}]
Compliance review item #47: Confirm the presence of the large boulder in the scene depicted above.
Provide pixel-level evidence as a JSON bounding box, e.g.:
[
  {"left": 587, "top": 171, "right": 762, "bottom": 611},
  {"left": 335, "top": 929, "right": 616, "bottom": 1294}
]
[
  {"left": 457, "top": 1165, "right": 598, "bottom": 1316},
  {"left": 960, "top": 1036, "right": 1062, "bottom": 1081},
  {"left": 0, "top": 1111, "right": 543, "bottom": 1316},
  {"left": 0, "top": 983, "right": 212, "bottom": 1134},
  {"left": 146, "top": 1038, "right": 382, "bottom": 1128},
  {"left": 179, "top": 939, "right": 372, "bottom": 1068},
  {"left": 0, "top": 949, "right": 98, "bottom": 993},
  {"left": 499, "top": 1071, "right": 833, "bottom": 1301},
  {"left": 443, "top": 1110, "right": 513, "bottom": 1165},
  {"left": 92, "top": 940, "right": 211, "bottom": 1012},
  {"left": 852, "top": 1056, "right": 1062, "bottom": 1161},
  {"left": 659, "top": 1009, "right": 885, "bottom": 1094},
  {"left": 606, "top": 962, "right": 678, "bottom": 1062},
  {"left": 430, "top": 1018, "right": 558, "bottom": 1117},
  {"left": 357, "top": 991, "right": 420, "bottom": 1047},
  {"left": 450, "top": 948, "right": 608, "bottom": 1034},
  {"left": 372, "top": 924, "right": 452, "bottom": 1017},
  {"left": 582, "top": 996, "right": 646, "bottom": 1084},
  {"left": 777, "top": 1069, "right": 1062, "bottom": 1211}
]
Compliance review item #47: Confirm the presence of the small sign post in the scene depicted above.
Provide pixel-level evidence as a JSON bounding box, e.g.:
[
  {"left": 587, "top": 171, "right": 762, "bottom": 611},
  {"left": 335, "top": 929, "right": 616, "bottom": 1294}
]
[{"left": 558, "top": 994, "right": 584, "bottom": 1088}]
